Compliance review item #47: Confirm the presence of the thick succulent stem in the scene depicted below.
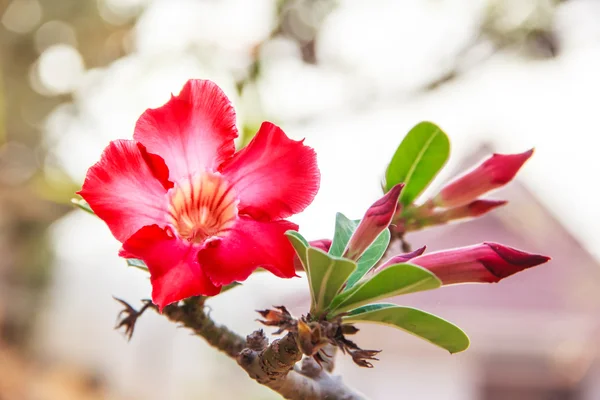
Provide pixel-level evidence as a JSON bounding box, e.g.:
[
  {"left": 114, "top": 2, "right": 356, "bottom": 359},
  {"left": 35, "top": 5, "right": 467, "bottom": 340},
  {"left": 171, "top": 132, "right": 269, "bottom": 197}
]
[
  {"left": 162, "top": 297, "right": 246, "bottom": 359},
  {"left": 238, "top": 332, "right": 366, "bottom": 400},
  {"left": 151, "top": 297, "right": 366, "bottom": 400}
]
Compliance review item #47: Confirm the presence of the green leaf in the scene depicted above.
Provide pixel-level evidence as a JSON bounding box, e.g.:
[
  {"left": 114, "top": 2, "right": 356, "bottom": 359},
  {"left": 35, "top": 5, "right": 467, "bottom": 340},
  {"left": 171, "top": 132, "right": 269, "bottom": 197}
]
[
  {"left": 285, "top": 230, "right": 310, "bottom": 267},
  {"left": 306, "top": 247, "right": 356, "bottom": 314},
  {"left": 345, "top": 228, "right": 390, "bottom": 289},
  {"left": 286, "top": 230, "right": 309, "bottom": 247},
  {"left": 330, "top": 263, "right": 441, "bottom": 314},
  {"left": 285, "top": 230, "right": 316, "bottom": 308},
  {"left": 71, "top": 198, "right": 95, "bottom": 215},
  {"left": 126, "top": 258, "right": 148, "bottom": 271},
  {"left": 385, "top": 121, "right": 450, "bottom": 205},
  {"left": 346, "top": 302, "right": 397, "bottom": 316},
  {"left": 328, "top": 213, "right": 392, "bottom": 290},
  {"left": 329, "top": 213, "right": 357, "bottom": 257},
  {"left": 342, "top": 304, "right": 470, "bottom": 354}
]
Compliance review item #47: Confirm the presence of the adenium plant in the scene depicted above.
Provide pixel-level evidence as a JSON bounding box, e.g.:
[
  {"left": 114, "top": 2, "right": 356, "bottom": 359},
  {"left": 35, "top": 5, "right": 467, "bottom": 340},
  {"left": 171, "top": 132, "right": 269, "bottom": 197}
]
[{"left": 74, "top": 79, "right": 550, "bottom": 400}]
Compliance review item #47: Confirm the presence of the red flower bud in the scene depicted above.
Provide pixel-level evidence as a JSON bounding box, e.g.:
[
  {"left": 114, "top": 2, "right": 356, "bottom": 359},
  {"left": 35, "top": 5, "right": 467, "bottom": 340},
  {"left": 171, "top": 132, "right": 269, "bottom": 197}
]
[
  {"left": 293, "top": 239, "right": 333, "bottom": 272},
  {"left": 434, "top": 149, "right": 533, "bottom": 208},
  {"left": 376, "top": 246, "right": 426, "bottom": 271},
  {"left": 410, "top": 242, "right": 550, "bottom": 285},
  {"left": 443, "top": 199, "right": 507, "bottom": 220},
  {"left": 310, "top": 239, "right": 332, "bottom": 253},
  {"left": 343, "top": 183, "right": 404, "bottom": 261},
  {"left": 405, "top": 200, "right": 508, "bottom": 232}
]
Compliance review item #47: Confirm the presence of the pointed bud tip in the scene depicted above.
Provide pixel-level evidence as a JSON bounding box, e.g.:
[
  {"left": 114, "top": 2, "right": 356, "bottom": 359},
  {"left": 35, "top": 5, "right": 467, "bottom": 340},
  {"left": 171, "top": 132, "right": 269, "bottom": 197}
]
[
  {"left": 514, "top": 147, "right": 535, "bottom": 165},
  {"left": 371, "top": 182, "right": 403, "bottom": 212},
  {"left": 435, "top": 149, "right": 534, "bottom": 208},
  {"left": 485, "top": 242, "right": 551, "bottom": 269},
  {"left": 414, "top": 245, "right": 427, "bottom": 256},
  {"left": 467, "top": 199, "right": 508, "bottom": 216},
  {"left": 412, "top": 242, "right": 550, "bottom": 285},
  {"left": 386, "top": 182, "right": 404, "bottom": 200},
  {"left": 489, "top": 148, "right": 535, "bottom": 185},
  {"left": 344, "top": 183, "right": 404, "bottom": 260},
  {"left": 377, "top": 245, "right": 427, "bottom": 270}
]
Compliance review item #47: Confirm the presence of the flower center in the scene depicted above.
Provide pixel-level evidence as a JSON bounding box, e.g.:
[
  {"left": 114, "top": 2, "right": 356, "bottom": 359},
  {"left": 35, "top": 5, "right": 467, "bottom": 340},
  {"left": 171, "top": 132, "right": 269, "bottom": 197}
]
[{"left": 167, "top": 171, "right": 238, "bottom": 244}]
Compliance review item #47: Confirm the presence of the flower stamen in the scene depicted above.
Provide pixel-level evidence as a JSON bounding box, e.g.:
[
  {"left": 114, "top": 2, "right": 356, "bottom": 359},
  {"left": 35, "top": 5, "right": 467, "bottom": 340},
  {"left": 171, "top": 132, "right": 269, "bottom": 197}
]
[{"left": 168, "top": 172, "right": 238, "bottom": 243}]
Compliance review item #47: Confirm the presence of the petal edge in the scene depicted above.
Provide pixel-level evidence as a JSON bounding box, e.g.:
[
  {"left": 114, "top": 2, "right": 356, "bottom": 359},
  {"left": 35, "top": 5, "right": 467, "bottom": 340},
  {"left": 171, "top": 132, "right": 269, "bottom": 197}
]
[
  {"left": 221, "top": 122, "right": 320, "bottom": 221},
  {"left": 78, "top": 140, "right": 169, "bottom": 243},
  {"left": 134, "top": 79, "right": 238, "bottom": 183}
]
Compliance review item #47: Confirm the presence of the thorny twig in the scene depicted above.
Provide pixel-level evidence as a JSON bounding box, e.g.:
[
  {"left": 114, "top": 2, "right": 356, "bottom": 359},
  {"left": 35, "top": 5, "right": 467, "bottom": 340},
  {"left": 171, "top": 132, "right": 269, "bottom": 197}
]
[{"left": 113, "top": 297, "right": 155, "bottom": 341}]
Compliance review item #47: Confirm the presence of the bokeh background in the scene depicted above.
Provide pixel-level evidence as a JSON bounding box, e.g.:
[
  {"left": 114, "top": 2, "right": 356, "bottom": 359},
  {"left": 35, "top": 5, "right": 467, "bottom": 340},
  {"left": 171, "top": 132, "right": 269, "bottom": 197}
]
[{"left": 1, "top": 0, "right": 600, "bottom": 399}]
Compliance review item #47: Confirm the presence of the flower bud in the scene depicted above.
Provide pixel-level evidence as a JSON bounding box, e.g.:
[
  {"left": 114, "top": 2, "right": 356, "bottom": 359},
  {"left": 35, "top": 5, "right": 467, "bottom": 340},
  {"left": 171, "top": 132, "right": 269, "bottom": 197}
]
[
  {"left": 443, "top": 199, "right": 507, "bottom": 220},
  {"left": 343, "top": 183, "right": 404, "bottom": 261},
  {"left": 293, "top": 239, "right": 333, "bottom": 272},
  {"left": 376, "top": 246, "right": 426, "bottom": 271},
  {"left": 434, "top": 149, "right": 533, "bottom": 208},
  {"left": 310, "top": 239, "right": 332, "bottom": 253},
  {"left": 404, "top": 200, "right": 508, "bottom": 232},
  {"left": 410, "top": 242, "right": 550, "bottom": 285}
]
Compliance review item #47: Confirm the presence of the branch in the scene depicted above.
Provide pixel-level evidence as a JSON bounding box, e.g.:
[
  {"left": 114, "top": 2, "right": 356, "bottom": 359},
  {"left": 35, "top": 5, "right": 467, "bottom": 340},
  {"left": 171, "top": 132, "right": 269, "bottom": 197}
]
[
  {"left": 238, "top": 331, "right": 366, "bottom": 400},
  {"left": 161, "top": 297, "right": 246, "bottom": 359},
  {"left": 116, "top": 297, "right": 367, "bottom": 399}
]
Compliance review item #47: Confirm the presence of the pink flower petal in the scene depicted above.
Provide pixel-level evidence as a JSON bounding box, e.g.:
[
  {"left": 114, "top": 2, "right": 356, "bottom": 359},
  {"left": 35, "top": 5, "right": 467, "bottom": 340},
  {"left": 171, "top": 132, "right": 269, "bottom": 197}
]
[
  {"left": 198, "top": 216, "right": 299, "bottom": 286},
  {"left": 220, "top": 122, "right": 320, "bottom": 221},
  {"left": 78, "top": 140, "right": 169, "bottom": 243},
  {"left": 120, "top": 225, "right": 221, "bottom": 311},
  {"left": 134, "top": 79, "right": 238, "bottom": 183}
]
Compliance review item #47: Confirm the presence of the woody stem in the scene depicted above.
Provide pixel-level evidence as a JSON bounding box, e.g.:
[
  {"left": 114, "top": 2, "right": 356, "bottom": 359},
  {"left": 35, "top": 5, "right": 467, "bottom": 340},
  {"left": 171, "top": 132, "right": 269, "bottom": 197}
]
[
  {"left": 162, "top": 297, "right": 246, "bottom": 358},
  {"left": 156, "top": 297, "right": 367, "bottom": 400}
]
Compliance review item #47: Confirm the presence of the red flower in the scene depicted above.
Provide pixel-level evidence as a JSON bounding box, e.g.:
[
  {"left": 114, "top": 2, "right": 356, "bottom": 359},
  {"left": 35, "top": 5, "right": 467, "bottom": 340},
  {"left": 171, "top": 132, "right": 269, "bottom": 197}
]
[
  {"left": 78, "top": 79, "right": 320, "bottom": 310},
  {"left": 434, "top": 150, "right": 533, "bottom": 208},
  {"left": 409, "top": 242, "right": 550, "bottom": 285}
]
